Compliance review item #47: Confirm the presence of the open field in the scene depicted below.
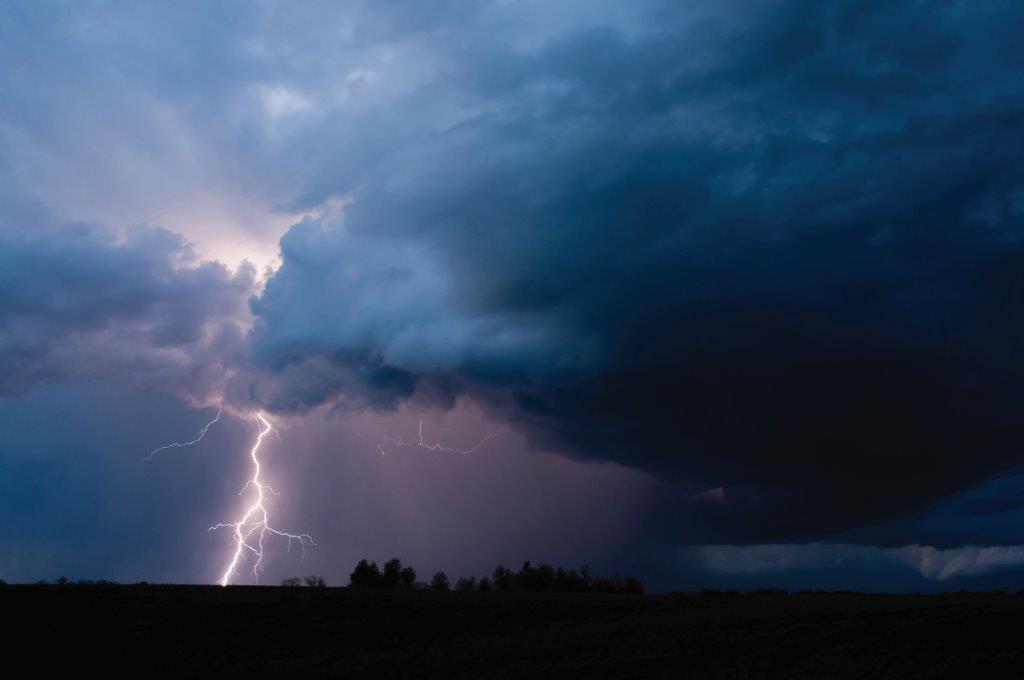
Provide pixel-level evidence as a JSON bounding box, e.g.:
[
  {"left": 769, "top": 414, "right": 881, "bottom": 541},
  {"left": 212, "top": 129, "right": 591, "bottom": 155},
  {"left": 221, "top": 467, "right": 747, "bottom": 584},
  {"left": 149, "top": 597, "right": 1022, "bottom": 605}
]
[{"left": 4, "top": 584, "right": 1024, "bottom": 678}]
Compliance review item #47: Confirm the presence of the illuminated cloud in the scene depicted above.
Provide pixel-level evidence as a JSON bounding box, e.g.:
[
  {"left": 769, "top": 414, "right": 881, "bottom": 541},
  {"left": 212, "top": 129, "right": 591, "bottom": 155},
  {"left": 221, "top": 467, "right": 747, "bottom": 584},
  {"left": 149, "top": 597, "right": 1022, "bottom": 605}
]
[{"left": 0, "top": 223, "right": 254, "bottom": 402}]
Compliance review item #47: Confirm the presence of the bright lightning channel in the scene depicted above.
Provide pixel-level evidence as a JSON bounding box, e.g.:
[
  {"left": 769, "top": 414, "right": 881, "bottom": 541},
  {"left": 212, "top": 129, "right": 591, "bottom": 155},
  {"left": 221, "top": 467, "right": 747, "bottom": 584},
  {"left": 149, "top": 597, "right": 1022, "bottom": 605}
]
[
  {"left": 209, "top": 412, "right": 314, "bottom": 586},
  {"left": 144, "top": 406, "right": 222, "bottom": 461},
  {"left": 378, "top": 418, "right": 508, "bottom": 455},
  {"left": 149, "top": 407, "right": 499, "bottom": 585}
]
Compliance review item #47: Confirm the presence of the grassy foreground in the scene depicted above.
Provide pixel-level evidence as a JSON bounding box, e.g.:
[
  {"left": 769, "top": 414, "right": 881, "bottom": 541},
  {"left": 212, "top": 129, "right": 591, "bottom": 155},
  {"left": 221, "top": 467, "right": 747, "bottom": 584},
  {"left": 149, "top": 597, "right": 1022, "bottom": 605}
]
[{"left": 4, "top": 584, "right": 1024, "bottom": 678}]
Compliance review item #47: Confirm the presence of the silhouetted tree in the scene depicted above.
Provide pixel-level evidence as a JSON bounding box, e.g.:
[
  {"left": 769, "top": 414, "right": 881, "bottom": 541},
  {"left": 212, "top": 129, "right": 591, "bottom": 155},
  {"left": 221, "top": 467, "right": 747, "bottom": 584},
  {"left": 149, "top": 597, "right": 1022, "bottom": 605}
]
[
  {"left": 381, "top": 558, "right": 402, "bottom": 588},
  {"left": 517, "top": 561, "right": 535, "bottom": 591},
  {"left": 400, "top": 565, "right": 417, "bottom": 588},
  {"left": 57, "top": 576, "right": 68, "bottom": 586},
  {"left": 350, "top": 559, "right": 382, "bottom": 587},
  {"left": 554, "top": 567, "right": 584, "bottom": 592},
  {"left": 492, "top": 565, "right": 512, "bottom": 591},
  {"left": 430, "top": 571, "right": 450, "bottom": 591},
  {"left": 485, "top": 561, "right": 642, "bottom": 595},
  {"left": 536, "top": 563, "right": 555, "bottom": 591},
  {"left": 304, "top": 575, "right": 327, "bottom": 588},
  {"left": 512, "top": 562, "right": 560, "bottom": 592},
  {"left": 341, "top": 556, "right": 642, "bottom": 596},
  {"left": 281, "top": 577, "right": 302, "bottom": 587}
]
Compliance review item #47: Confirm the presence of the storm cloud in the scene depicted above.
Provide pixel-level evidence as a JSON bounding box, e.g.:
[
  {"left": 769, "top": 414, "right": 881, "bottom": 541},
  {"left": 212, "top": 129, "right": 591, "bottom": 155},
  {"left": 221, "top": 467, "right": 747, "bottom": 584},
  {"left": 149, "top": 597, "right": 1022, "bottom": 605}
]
[
  {"left": 240, "top": 0, "right": 1024, "bottom": 540},
  {"left": 0, "top": 224, "right": 254, "bottom": 400},
  {"left": 4, "top": 0, "right": 1024, "bottom": 567}
]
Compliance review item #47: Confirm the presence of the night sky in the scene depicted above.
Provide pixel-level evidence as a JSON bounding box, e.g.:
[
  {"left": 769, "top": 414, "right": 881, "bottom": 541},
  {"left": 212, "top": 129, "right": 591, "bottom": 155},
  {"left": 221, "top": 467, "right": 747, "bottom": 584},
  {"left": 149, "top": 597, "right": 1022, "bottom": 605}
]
[{"left": 3, "top": 0, "right": 1024, "bottom": 592}]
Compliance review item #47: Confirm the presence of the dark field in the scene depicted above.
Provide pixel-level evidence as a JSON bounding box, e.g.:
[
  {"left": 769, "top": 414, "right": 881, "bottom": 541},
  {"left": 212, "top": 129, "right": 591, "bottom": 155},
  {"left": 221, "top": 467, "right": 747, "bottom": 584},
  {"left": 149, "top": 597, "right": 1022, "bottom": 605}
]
[{"left": 6, "top": 584, "right": 1024, "bottom": 678}]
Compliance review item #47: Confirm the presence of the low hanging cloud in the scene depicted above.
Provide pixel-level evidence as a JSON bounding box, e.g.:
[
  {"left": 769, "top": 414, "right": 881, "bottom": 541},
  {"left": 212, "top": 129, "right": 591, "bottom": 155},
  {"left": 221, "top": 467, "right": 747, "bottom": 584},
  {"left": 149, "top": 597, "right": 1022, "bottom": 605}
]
[{"left": 693, "top": 543, "right": 1024, "bottom": 583}]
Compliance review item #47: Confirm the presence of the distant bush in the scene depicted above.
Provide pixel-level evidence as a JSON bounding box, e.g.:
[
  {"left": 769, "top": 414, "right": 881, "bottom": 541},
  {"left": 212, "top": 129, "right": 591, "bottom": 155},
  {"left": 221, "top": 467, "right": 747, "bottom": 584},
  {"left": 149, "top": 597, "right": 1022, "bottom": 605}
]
[
  {"left": 304, "top": 575, "right": 327, "bottom": 588},
  {"left": 430, "top": 571, "right": 450, "bottom": 591},
  {"left": 400, "top": 565, "right": 417, "bottom": 588},
  {"left": 57, "top": 576, "right": 68, "bottom": 586},
  {"left": 455, "top": 576, "right": 477, "bottom": 592},
  {"left": 281, "top": 577, "right": 302, "bottom": 587},
  {"left": 477, "top": 577, "right": 491, "bottom": 592}
]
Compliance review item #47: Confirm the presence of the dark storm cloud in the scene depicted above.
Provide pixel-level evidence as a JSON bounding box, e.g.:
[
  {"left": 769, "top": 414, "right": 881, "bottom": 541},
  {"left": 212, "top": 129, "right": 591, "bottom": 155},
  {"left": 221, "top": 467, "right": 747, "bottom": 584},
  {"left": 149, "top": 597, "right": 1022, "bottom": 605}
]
[
  {"left": 248, "top": 0, "right": 1024, "bottom": 541},
  {"left": 837, "top": 469, "right": 1024, "bottom": 549},
  {"left": 0, "top": 224, "right": 254, "bottom": 399},
  {"left": 3, "top": 0, "right": 1024, "bottom": 555}
]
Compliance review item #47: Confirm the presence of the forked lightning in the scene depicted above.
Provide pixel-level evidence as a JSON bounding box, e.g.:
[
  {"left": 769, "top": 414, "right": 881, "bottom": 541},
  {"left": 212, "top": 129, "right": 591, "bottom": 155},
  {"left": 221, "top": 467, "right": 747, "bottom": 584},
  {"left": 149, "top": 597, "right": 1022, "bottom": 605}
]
[
  {"left": 147, "top": 408, "right": 313, "bottom": 586},
  {"left": 145, "top": 406, "right": 222, "bottom": 461},
  {"left": 151, "top": 408, "right": 501, "bottom": 585},
  {"left": 208, "top": 412, "right": 314, "bottom": 586},
  {"left": 378, "top": 418, "right": 507, "bottom": 455}
]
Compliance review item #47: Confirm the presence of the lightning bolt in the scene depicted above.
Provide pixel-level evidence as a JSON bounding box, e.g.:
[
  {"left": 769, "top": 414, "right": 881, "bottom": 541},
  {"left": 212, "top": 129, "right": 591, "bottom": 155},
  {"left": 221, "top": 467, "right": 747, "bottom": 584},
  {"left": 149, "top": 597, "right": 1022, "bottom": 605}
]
[
  {"left": 378, "top": 418, "right": 508, "bottom": 455},
  {"left": 144, "top": 406, "right": 222, "bottom": 461},
  {"left": 209, "top": 412, "right": 314, "bottom": 586},
  {"left": 150, "top": 406, "right": 497, "bottom": 585}
]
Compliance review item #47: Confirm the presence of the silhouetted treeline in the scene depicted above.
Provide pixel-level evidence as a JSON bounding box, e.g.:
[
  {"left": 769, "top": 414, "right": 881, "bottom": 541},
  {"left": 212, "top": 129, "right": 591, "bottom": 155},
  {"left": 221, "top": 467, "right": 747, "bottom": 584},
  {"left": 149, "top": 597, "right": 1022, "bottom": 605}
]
[
  {"left": 346, "top": 558, "right": 644, "bottom": 594},
  {"left": 350, "top": 558, "right": 417, "bottom": 588}
]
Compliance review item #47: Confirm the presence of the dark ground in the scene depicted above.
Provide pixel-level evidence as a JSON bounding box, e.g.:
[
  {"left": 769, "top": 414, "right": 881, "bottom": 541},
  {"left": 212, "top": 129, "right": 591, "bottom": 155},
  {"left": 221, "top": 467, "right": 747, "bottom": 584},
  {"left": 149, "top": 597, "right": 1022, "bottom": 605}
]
[{"left": 5, "top": 584, "right": 1024, "bottom": 678}]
